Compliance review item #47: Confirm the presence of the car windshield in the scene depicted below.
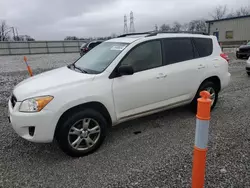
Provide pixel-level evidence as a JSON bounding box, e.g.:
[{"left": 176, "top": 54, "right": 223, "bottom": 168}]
[
  {"left": 74, "top": 42, "right": 128, "bottom": 73},
  {"left": 247, "top": 42, "right": 250, "bottom": 45}
]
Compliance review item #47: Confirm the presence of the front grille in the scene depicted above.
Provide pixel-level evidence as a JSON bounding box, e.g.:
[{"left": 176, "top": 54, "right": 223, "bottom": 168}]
[{"left": 10, "top": 95, "right": 17, "bottom": 108}]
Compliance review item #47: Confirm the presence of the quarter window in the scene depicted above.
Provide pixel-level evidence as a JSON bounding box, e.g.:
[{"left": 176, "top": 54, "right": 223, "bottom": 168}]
[
  {"left": 193, "top": 38, "right": 213, "bottom": 57},
  {"left": 121, "top": 40, "right": 162, "bottom": 72}
]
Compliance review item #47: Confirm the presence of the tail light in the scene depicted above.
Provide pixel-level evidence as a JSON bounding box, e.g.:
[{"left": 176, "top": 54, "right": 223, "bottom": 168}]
[
  {"left": 220, "top": 53, "right": 229, "bottom": 62},
  {"left": 83, "top": 48, "right": 88, "bottom": 52}
]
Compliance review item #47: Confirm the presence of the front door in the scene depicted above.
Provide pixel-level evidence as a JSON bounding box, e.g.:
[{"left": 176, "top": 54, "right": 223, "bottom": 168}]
[{"left": 112, "top": 40, "right": 167, "bottom": 119}]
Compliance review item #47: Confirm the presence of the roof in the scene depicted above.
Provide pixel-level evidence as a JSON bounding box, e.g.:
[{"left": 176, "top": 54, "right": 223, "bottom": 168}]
[{"left": 206, "top": 14, "right": 250, "bottom": 23}]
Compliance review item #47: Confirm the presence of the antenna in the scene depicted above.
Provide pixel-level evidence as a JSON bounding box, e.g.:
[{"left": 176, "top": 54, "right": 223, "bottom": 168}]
[
  {"left": 123, "top": 15, "right": 128, "bottom": 34},
  {"left": 129, "top": 11, "right": 135, "bottom": 33}
]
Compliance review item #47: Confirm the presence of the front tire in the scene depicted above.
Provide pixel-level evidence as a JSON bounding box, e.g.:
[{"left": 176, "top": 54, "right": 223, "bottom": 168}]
[
  {"left": 191, "top": 81, "right": 219, "bottom": 113},
  {"left": 247, "top": 72, "right": 250, "bottom": 76},
  {"left": 56, "top": 109, "right": 107, "bottom": 157}
]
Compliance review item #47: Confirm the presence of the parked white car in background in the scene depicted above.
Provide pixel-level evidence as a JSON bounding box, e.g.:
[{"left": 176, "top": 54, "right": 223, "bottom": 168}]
[
  {"left": 8, "top": 32, "right": 230, "bottom": 157},
  {"left": 246, "top": 56, "right": 250, "bottom": 76}
]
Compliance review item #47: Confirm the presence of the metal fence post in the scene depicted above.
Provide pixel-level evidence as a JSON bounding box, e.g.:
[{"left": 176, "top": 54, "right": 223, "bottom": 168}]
[
  {"left": 8, "top": 42, "right": 11, "bottom": 55},
  {"left": 27, "top": 42, "right": 31, "bottom": 54},
  {"left": 46, "top": 41, "right": 49, "bottom": 54}
]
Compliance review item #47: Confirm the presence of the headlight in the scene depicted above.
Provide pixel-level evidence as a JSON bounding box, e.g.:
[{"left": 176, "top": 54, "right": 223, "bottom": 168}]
[
  {"left": 19, "top": 96, "right": 53, "bottom": 112},
  {"left": 236, "top": 48, "right": 239, "bottom": 51}
]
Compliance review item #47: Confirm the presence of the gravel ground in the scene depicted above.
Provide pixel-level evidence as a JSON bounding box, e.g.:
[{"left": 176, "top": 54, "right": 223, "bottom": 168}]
[{"left": 0, "top": 53, "right": 249, "bottom": 188}]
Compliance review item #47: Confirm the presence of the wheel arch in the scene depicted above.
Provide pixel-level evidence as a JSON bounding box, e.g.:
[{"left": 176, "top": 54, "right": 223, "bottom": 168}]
[
  {"left": 200, "top": 76, "right": 221, "bottom": 92},
  {"left": 54, "top": 101, "right": 112, "bottom": 138}
]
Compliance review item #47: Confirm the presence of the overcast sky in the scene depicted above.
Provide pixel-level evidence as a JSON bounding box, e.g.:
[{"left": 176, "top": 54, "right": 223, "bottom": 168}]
[{"left": 0, "top": 0, "right": 249, "bottom": 40}]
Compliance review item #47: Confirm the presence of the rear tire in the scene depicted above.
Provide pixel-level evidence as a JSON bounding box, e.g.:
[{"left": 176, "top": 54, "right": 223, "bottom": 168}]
[
  {"left": 247, "top": 72, "right": 250, "bottom": 76},
  {"left": 190, "top": 81, "right": 219, "bottom": 113},
  {"left": 56, "top": 109, "right": 107, "bottom": 157}
]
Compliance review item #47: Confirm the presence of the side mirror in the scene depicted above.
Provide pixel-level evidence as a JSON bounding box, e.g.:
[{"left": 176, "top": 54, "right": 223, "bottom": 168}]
[{"left": 118, "top": 65, "right": 134, "bottom": 76}]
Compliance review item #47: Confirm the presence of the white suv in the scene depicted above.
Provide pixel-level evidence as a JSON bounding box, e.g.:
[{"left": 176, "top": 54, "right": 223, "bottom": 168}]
[{"left": 8, "top": 32, "right": 230, "bottom": 156}]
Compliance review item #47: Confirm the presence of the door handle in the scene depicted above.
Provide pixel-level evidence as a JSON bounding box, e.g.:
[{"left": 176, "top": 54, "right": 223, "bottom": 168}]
[
  {"left": 197, "top": 64, "right": 205, "bottom": 69},
  {"left": 156, "top": 73, "right": 167, "bottom": 79},
  {"left": 213, "top": 58, "right": 219, "bottom": 61}
]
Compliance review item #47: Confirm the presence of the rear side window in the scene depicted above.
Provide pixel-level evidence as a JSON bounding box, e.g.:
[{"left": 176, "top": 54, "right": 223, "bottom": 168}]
[
  {"left": 193, "top": 38, "right": 213, "bottom": 57},
  {"left": 163, "top": 38, "right": 194, "bottom": 64}
]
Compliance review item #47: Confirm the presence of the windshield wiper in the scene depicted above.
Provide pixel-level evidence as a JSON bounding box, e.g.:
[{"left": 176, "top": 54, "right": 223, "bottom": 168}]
[{"left": 68, "top": 64, "right": 88, "bottom": 73}]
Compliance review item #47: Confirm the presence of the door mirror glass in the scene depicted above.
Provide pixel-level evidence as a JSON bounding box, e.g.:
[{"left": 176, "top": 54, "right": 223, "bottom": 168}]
[{"left": 118, "top": 65, "right": 134, "bottom": 76}]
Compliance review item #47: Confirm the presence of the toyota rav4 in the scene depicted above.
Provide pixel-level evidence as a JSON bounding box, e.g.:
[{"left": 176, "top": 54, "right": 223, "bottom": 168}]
[{"left": 8, "top": 32, "right": 231, "bottom": 157}]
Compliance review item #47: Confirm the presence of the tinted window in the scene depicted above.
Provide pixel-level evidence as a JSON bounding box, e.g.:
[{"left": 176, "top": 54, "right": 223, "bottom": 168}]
[
  {"left": 121, "top": 40, "right": 162, "bottom": 72},
  {"left": 193, "top": 38, "right": 213, "bottom": 57},
  {"left": 89, "top": 42, "right": 100, "bottom": 48},
  {"left": 163, "top": 38, "right": 194, "bottom": 65}
]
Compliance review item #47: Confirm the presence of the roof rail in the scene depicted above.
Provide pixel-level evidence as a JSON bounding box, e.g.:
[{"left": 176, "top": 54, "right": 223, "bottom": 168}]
[
  {"left": 117, "top": 31, "right": 154, "bottom": 38},
  {"left": 145, "top": 31, "right": 209, "bottom": 37}
]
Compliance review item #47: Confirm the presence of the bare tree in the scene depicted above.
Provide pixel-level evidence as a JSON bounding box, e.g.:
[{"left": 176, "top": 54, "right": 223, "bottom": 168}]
[
  {"left": 188, "top": 20, "right": 207, "bottom": 33},
  {"left": 235, "top": 7, "right": 250, "bottom": 16},
  {"left": 159, "top": 24, "right": 171, "bottom": 32},
  {"left": 0, "top": 20, "right": 10, "bottom": 41},
  {"left": 64, "top": 36, "right": 79, "bottom": 40},
  {"left": 181, "top": 23, "right": 189, "bottom": 31},
  {"left": 210, "top": 5, "right": 228, "bottom": 20},
  {"left": 172, "top": 22, "right": 182, "bottom": 32}
]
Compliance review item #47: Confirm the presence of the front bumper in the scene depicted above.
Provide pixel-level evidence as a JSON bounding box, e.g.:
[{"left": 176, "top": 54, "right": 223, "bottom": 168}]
[{"left": 8, "top": 99, "right": 56, "bottom": 143}]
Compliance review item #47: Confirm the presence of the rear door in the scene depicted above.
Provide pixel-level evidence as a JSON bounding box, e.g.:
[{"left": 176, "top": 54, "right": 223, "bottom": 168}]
[{"left": 159, "top": 37, "right": 205, "bottom": 102}]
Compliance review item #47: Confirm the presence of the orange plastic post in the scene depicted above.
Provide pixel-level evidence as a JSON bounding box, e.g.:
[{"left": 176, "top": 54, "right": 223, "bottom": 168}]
[
  {"left": 192, "top": 147, "right": 207, "bottom": 188},
  {"left": 196, "top": 91, "right": 211, "bottom": 120},
  {"left": 23, "top": 56, "right": 33, "bottom": 76},
  {"left": 192, "top": 91, "right": 211, "bottom": 188},
  {"left": 27, "top": 66, "right": 33, "bottom": 76}
]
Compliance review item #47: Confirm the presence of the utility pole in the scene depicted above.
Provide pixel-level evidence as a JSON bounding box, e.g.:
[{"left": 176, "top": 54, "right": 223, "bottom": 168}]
[
  {"left": 15, "top": 27, "right": 19, "bottom": 40},
  {"left": 10, "top": 27, "right": 16, "bottom": 40},
  {"left": 129, "top": 11, "right": 135, "bottom": 33},
  {"left": 155, "top": 24, "right": 158, "bottom": 31},
  {"left": 123, "top": 15, "right": 128, "bottom": 34}
]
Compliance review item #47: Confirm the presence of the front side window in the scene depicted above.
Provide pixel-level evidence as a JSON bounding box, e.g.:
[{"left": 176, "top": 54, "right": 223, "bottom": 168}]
[
  {"left": 163, "top": 38, "right": 194, "bottom": 64},
  {"left": 75, "top": 42, "right": 128, "bottom": 73},
  {"left": 121, "top": 40, "right": 162, "bottom": 72}
]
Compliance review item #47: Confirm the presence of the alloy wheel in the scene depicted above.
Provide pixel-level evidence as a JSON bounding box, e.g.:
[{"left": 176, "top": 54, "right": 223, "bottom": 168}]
[{"left": 68, "top": 118, "right": 101, "bottom": 151}]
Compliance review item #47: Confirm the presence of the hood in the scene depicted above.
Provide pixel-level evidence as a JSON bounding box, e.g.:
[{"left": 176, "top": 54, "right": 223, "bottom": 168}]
[
  {"left": 14, "top": 66, "right": 95, "bottom": 100},
  {"left": 239, "top": 45, "right": 250, "bottom": 49}
]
